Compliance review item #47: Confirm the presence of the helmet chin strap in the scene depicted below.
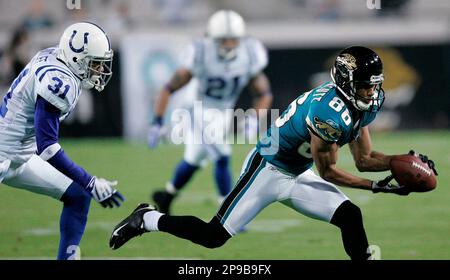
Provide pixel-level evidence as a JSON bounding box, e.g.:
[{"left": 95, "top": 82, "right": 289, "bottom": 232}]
[
  {"left": 355, "top": 99, "right": 371, "bottom": 110},
  {"left": 82, "top": 75, "right": 104, "bottom": 91},
  {"left": 332, "top": 69, "right": 374, "bottom": 112},
  {"left": 335, "top": 84, "right": 372, "bottom": 111}
]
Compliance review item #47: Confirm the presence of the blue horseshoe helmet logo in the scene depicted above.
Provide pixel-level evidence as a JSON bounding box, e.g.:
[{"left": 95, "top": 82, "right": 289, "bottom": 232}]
[{"left": 69, "top": 30, "right": 89, "bottom": 53}]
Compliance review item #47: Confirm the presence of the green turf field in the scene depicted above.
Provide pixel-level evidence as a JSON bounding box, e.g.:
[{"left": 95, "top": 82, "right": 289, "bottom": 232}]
[{"left": 0, "top": 130, "right": 449, "bottom": 260}]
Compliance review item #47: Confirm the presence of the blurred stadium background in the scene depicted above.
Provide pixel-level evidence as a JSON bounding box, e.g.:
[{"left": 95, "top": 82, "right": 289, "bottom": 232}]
[{"left": 0, "top": 0, "right": 449, "bottom": 259}]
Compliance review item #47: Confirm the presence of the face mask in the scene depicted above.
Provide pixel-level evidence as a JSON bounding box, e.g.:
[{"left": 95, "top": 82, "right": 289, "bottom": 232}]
[
  {"left": 215, "top": 38, "right": 239, "bottom": 60},
  {"left": 81, "top": 57, "right": 113, "bottom": 92}
]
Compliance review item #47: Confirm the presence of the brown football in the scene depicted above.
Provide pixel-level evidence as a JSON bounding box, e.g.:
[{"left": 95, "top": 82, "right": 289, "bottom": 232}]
[{"left": 390, "top": 155, "right": 437, "bottom": 192}]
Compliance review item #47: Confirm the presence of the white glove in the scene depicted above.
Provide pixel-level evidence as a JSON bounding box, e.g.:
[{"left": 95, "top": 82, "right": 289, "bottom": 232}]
[
  {"left": 90, "top": 177, "right": 125, "bottom": 208},
  {"left": 147, "top": 124, "right": 163, "bottom": 148}
]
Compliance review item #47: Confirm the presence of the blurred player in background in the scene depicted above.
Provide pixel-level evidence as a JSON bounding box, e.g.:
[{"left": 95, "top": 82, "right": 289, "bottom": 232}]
[
  {"left": 0, "top": 22, "right": 124, "bottom": 260},
  {"left": 147, "top": 10, "right": 273, "bottom": 214},
  {"left": 111, "top": 46, "right": 436, "bottom": 259}
]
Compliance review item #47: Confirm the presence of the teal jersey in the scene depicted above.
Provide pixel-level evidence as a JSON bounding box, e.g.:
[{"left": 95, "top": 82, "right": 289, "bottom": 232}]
[{"left": 256, "top": 82, "right": 378, "bottom": 175}]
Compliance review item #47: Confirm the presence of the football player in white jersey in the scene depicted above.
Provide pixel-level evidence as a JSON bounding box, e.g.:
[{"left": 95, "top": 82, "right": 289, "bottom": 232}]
[
  {"left": 147, "top": 10, "right": 273, "bottom": 214},
  {"left": 0, "top": 22, "right": 124, "bottom": 260}
]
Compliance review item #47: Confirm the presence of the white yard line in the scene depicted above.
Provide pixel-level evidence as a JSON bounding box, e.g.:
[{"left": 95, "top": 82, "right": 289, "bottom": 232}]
[
  {"left": 247, "top": 219, "right": 302, "bottom": 233},
  {"left": 351, "top": 194, "right": 373, "bottom": 205},
  {"left": 23, "top": 218, "right": 303, "bottom": 237}
]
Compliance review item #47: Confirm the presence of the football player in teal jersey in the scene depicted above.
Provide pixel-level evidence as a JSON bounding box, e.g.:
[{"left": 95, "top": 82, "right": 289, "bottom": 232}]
[{"left": 110, "top": 46, "right": 436, "bottom": 259}]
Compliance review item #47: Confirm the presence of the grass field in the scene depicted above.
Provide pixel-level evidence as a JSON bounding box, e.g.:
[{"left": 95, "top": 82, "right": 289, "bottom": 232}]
[{"left": 0, "top": 130, "right": 449, "bottom": 260}]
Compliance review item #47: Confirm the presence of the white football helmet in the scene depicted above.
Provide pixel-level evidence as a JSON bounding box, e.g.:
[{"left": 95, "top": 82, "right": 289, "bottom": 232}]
[
  {"left": 58, "top": 22, "right": 113, "bottom": 92},
  {"left": 206, "top": 10, "right": 246, "bottom": 60}
]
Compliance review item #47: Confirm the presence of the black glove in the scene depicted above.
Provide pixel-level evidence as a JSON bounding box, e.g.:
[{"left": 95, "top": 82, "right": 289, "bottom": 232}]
[
  {"left": 372, "top": 174, "right": 411, "bottom": 196},
  {"left": 409, "top": 150, "right": 438, "bottom": 175}
]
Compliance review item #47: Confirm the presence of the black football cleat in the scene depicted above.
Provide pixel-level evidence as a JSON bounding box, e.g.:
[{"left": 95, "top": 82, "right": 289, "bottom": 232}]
[
  {"left": 152, "top": 191, "right": 175, "bottom": 214},
  {"left": 109, "top": 203, "right": 156, "bottom": 250}
]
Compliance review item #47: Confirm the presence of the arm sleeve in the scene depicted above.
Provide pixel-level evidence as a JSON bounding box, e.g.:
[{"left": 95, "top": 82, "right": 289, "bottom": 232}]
[{"left": 35, "top": 96, "right": 93, "bottom": 190}]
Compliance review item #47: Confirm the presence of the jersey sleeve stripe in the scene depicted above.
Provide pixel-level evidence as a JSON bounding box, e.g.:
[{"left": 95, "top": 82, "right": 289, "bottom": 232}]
[
  {"left": 0, "top": 102, "right": 8, "bottom": 117},
  {"left": 35, "top": 65, "right": 54, "bottom": 76},
  {"left": 36, "top": 64, "right": 79, "bottom": 83},
  {"left": 38, "top": 68, "right": 76, "bottom": 82}
]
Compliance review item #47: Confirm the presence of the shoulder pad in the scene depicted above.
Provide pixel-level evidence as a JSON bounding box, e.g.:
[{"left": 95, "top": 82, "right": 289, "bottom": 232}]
[
  {"left": 179, "top": 39, "right": 205, "bottom": 74},
  {"left": 306, "top": 91, "right": 352, "bottom": 143},
  {"left": 35, "top": 65, "right": 80, "bottom": 114},
  {"left": 244, "top": 37, "right": 268, "bottom": 77}
]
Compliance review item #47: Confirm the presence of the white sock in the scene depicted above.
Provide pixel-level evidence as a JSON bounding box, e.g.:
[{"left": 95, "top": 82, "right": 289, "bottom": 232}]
[
  {"left": 217, "top": 196, "right": 225, "bottom": 205},
  {"left": 143, "top": 211, "right": 164, "bottom": 231},
  {"left": 165, "top": 182, "right": 177, "bottom": 195}
]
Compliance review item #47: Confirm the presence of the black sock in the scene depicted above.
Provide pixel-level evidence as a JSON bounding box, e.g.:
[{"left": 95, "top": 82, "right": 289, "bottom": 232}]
[
  {"left": 158, "top": 215, "right": 231, "bottom": 249},
  {"left": 330, "top": 200, "right": 370, "bottom": 260}
]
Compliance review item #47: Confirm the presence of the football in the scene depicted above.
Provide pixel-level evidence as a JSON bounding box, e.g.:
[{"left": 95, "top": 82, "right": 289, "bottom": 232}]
[{"left": 390, "top": 155, "right": 437, "bottom": 192}]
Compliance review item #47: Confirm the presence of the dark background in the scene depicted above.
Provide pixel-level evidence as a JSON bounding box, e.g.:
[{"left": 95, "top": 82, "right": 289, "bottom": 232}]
[{"left": 59, "top": 43, "right": 450, "bottom": 137}]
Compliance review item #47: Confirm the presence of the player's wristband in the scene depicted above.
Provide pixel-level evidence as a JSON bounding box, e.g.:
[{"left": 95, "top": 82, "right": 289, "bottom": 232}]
[{"left": 153, "top": 116, "right": 163, "bottom": 126}]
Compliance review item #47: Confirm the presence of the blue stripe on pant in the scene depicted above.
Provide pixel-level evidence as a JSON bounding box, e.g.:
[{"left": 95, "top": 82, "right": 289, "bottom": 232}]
[{"left": 215, "top": 149, "right": 265, "bottom": 225}]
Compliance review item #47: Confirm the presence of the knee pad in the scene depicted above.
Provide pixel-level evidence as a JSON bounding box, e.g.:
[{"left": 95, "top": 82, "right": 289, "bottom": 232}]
[
  {"left": 202, "top": 217, "right": 231, "bottom": 249},
  {"left": 330, "top": 200, "right": 363, "bottom": 229}
]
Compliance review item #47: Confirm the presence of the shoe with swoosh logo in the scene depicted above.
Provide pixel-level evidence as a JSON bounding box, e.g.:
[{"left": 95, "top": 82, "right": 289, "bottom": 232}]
[{"left": 109, "top": 203, "right": 156, "bottom": 250}]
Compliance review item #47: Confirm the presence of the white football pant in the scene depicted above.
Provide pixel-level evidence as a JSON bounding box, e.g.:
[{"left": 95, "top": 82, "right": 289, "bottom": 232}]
[
  {"left": 0, "top": 155, "right": 73, "bottom": 200},
  {"left": 183, "top": 108, "right": 232, "bottom": 166},
  {"left": 216, "top": 148, "right": 350, "bottom": 235}
]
